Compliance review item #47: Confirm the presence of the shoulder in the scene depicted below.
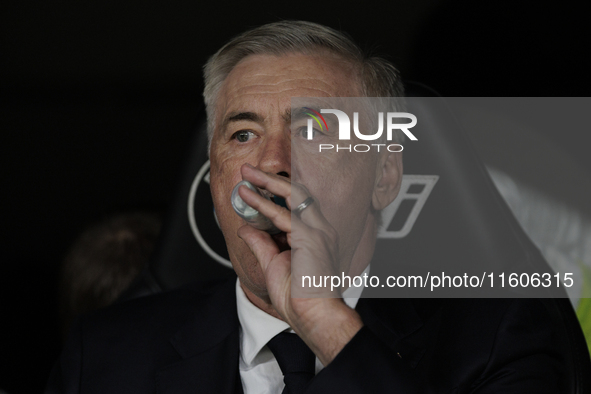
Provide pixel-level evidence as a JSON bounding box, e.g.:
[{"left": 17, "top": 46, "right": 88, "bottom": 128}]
[
  {"left": 47, "top": 278, "right": 238, "bottom": 393},
  {"left": 413, "top": 297, "right": 556, "bottom": 323},
  {"left": 77, "top": 277, "right": 237, "bottom": 345},
  {"left": 413, "top": 298, "right": 568, "bottom": 391},
  {"left": 412, "top": 297, "right": 562, "bottom": 343}
]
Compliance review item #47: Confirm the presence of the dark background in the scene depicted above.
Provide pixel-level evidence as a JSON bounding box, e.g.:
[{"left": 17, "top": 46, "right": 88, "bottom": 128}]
[{"left": 2, "top": 1, "right": 590, "bottom": 392}]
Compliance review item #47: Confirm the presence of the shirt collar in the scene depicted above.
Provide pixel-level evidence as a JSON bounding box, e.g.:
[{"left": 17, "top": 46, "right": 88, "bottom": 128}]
[
  {"left": 342, "top": 264, "right": 369, "bottom": 309},
  {"left": 235, "top": 265, "right": 370, "bottom": 366},
  {"left": 236, "top": 280, "right": 290, "bottom": 366}
]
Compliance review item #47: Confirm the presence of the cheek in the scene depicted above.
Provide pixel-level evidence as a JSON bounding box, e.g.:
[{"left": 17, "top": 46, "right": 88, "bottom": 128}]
[
  {"left": 298, "top": 153, "right": 375, "bottom": 199},
  {"left": 210, "top": 156, "right": 243, "bottom": 231},
  {"left": 297, "top": 154, "right": 376, "bottom": 236}
]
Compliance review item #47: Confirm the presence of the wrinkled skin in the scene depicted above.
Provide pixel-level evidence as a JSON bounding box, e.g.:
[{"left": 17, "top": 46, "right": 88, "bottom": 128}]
[{"left": 208, "top": 52, "right": 402, "bottom": 365}]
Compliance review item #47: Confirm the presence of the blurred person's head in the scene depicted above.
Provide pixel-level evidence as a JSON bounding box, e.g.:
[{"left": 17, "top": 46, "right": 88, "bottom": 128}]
[
  {"left": 59, "top": 212, "right": 161, "bottom": 338},
  {"left": 204, "top": 21, "right": 404, "bottom": 301}
]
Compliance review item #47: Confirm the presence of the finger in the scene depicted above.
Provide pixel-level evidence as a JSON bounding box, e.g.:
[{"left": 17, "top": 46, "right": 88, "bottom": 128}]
[
  {"left": 238, "top": 185, "right": 291, "bottom": 233},
  {"left": 290, "top": 192, "right": 332, "bottom": 231},
  {"left": 237, "top": 224, "right": 280, "bottom": 270},
  {"left": 246, "top": 170, "right": 331, "bottom": 232},
  {"left": 238, "top": 185, "right": 334, "bottom": 264},
  {"left": 240, "top": 163, "right": 312, "bottom": 214},
  {"left": 240, "top": 164, "right": 332, "bottom": 232},
  {"left": 241, "top": 164, "right": 291, "bottom": 201},
  {"left": 237, "top": 225, "right": 291, "bottom": 286}
]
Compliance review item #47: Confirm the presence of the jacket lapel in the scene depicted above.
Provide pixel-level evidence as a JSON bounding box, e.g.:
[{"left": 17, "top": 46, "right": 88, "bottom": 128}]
[
  {"left": 356, "top": 296, "right": 432, "bottom": 368},
  {"left": 155, "top": 279, "right": 243, "bottom": 394},
  {"left": 152, "top": 277, "right": 438, "bottom": 392}
]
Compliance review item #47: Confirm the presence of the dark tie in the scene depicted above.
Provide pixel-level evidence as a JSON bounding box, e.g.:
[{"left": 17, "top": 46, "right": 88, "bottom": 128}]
[{"left": 267, "top": 332, "right": 316, "bottom": 394}]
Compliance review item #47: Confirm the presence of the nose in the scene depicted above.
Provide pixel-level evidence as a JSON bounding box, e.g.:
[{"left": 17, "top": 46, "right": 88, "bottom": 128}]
[{"left": 257, "top": 131, "right": 291, "bottom": 179}]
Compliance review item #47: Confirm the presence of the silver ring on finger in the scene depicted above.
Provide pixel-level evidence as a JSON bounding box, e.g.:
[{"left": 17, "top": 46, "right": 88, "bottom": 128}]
[{"left": 293, "top": 197, "right": 314, "bottom": 218}]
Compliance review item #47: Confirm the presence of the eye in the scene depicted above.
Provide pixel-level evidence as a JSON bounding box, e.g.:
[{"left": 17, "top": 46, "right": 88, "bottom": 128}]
[
  {"left": 296, "top": 126, "right": 322, "bottom": 140},
  {"left": 232, "top": 130, "right": 255, "bottom": 143}
]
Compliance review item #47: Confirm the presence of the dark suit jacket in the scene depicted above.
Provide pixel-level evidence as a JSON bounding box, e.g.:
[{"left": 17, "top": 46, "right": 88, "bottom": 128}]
[{"left": 45, "top": 277, "right": 578, "bottom": 393}]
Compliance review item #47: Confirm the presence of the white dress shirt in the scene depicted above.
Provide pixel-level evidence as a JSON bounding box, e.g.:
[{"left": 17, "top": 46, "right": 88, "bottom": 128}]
[{"left": 235, "top": 268, "right": 367, "bottom": 394}]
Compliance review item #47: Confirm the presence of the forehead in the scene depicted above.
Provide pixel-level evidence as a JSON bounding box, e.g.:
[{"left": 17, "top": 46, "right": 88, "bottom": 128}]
[{"left": 215, "top": 52, "right": 363, "bottom": 120}]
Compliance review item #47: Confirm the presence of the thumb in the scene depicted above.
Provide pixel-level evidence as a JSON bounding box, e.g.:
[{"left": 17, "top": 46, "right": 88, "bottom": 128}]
[{"left": 237, "top": 225, "right": 280, "bottom": 272}]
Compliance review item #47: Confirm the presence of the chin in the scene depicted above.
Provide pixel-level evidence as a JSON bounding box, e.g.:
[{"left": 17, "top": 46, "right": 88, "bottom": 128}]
[
  {"left": 243, "top": 273, "right": 269, "bottom": 296},
  {"left": 234, "top": 259, "right": 269, "bottom": 297},
  {"left": 242, "top": 279, "right": 271, "bottom": 304}
]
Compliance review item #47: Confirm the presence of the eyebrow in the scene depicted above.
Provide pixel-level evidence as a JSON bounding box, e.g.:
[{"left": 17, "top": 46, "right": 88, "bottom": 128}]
[
  {"left": 224, "top": 112, "right": 263, "bottom": 127},
  {"left": 292, "top": 106, "right": 321, "bottom": 120},
  {"left": 222, "top": 110, "right": 292, "bottom": 128},
  {"left": 282, "top": 109, "right": 291, "bottom": 123}
]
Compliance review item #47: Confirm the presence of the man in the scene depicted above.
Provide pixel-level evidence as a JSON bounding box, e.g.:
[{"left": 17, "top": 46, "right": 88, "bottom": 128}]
[{"left": 46, "top": 21, "right": 582, "bottom": 393}]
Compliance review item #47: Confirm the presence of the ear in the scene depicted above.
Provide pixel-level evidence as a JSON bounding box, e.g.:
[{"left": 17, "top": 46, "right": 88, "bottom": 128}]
[{"left": 372, "top": 151, "right": 402, "bottom": 211}]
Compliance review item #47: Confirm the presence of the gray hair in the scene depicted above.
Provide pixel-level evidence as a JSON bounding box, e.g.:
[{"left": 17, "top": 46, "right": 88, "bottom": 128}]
[{"left": 203, "top": 20, "right": 405, "bottom": 147}]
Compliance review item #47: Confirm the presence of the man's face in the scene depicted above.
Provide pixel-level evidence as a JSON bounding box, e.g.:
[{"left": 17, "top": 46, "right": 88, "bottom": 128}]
[{"left": 209, "top": 52, "right": 393, "bottom": 299}]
